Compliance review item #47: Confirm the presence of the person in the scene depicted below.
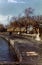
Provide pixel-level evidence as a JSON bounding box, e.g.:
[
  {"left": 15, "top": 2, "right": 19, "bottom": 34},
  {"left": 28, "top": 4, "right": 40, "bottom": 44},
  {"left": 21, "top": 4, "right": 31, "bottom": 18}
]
[{"left": 35, "top": 28, "right": 41, "bottom": 41}]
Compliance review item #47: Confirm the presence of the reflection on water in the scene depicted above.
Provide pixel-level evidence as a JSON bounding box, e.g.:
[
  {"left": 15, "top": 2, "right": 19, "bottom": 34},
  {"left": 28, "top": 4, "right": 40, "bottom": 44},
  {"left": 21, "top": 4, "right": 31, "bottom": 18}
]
[{"left": 0, "top": 37, "right": 15, "bottom": 61}]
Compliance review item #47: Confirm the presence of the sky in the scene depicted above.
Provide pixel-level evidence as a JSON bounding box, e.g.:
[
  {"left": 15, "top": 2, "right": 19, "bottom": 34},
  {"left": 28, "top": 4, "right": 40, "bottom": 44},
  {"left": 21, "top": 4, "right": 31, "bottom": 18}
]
[{"left": 0, "top": 0, "right": 42, "bottom": 25}]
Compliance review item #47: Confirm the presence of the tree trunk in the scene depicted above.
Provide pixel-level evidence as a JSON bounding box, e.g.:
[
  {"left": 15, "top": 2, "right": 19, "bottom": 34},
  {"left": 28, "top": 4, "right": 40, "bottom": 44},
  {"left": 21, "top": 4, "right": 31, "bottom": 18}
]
[{"left": 26, "top": 26, "right": 27, "bottom": 33}]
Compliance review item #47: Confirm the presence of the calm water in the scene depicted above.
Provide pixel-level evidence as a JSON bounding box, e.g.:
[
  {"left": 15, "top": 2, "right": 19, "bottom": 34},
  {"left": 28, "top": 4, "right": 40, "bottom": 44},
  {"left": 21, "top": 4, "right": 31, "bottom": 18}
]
[{"left": 0, "top": 37, "right": 15, "bottom": 61}]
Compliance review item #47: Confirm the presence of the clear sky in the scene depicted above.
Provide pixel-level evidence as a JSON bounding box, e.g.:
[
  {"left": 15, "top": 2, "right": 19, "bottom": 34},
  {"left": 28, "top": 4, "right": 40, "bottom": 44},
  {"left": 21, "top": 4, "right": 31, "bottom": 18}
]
[{"left": 0, "top": 0, "right": 42, "bottom": 25}]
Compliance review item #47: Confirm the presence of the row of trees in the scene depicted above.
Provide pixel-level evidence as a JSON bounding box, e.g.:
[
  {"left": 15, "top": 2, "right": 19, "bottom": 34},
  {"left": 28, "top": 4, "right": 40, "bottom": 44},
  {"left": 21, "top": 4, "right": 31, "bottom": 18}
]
[
  {"left": 7, "top": 7, "right": 39, "bottom": 34},
  {"left": 0, "top": 7, "right": 42, "bottom": 34}
]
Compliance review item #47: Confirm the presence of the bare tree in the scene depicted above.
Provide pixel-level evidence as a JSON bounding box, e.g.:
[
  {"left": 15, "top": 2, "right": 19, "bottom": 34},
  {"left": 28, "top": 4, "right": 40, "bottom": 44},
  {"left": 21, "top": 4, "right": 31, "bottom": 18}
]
[
  {"left": 24, "top": 7, "right": 34, "bottom": 17},
  {"left": 24, "top": 7, "right": 34, "bottom": 33}
]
